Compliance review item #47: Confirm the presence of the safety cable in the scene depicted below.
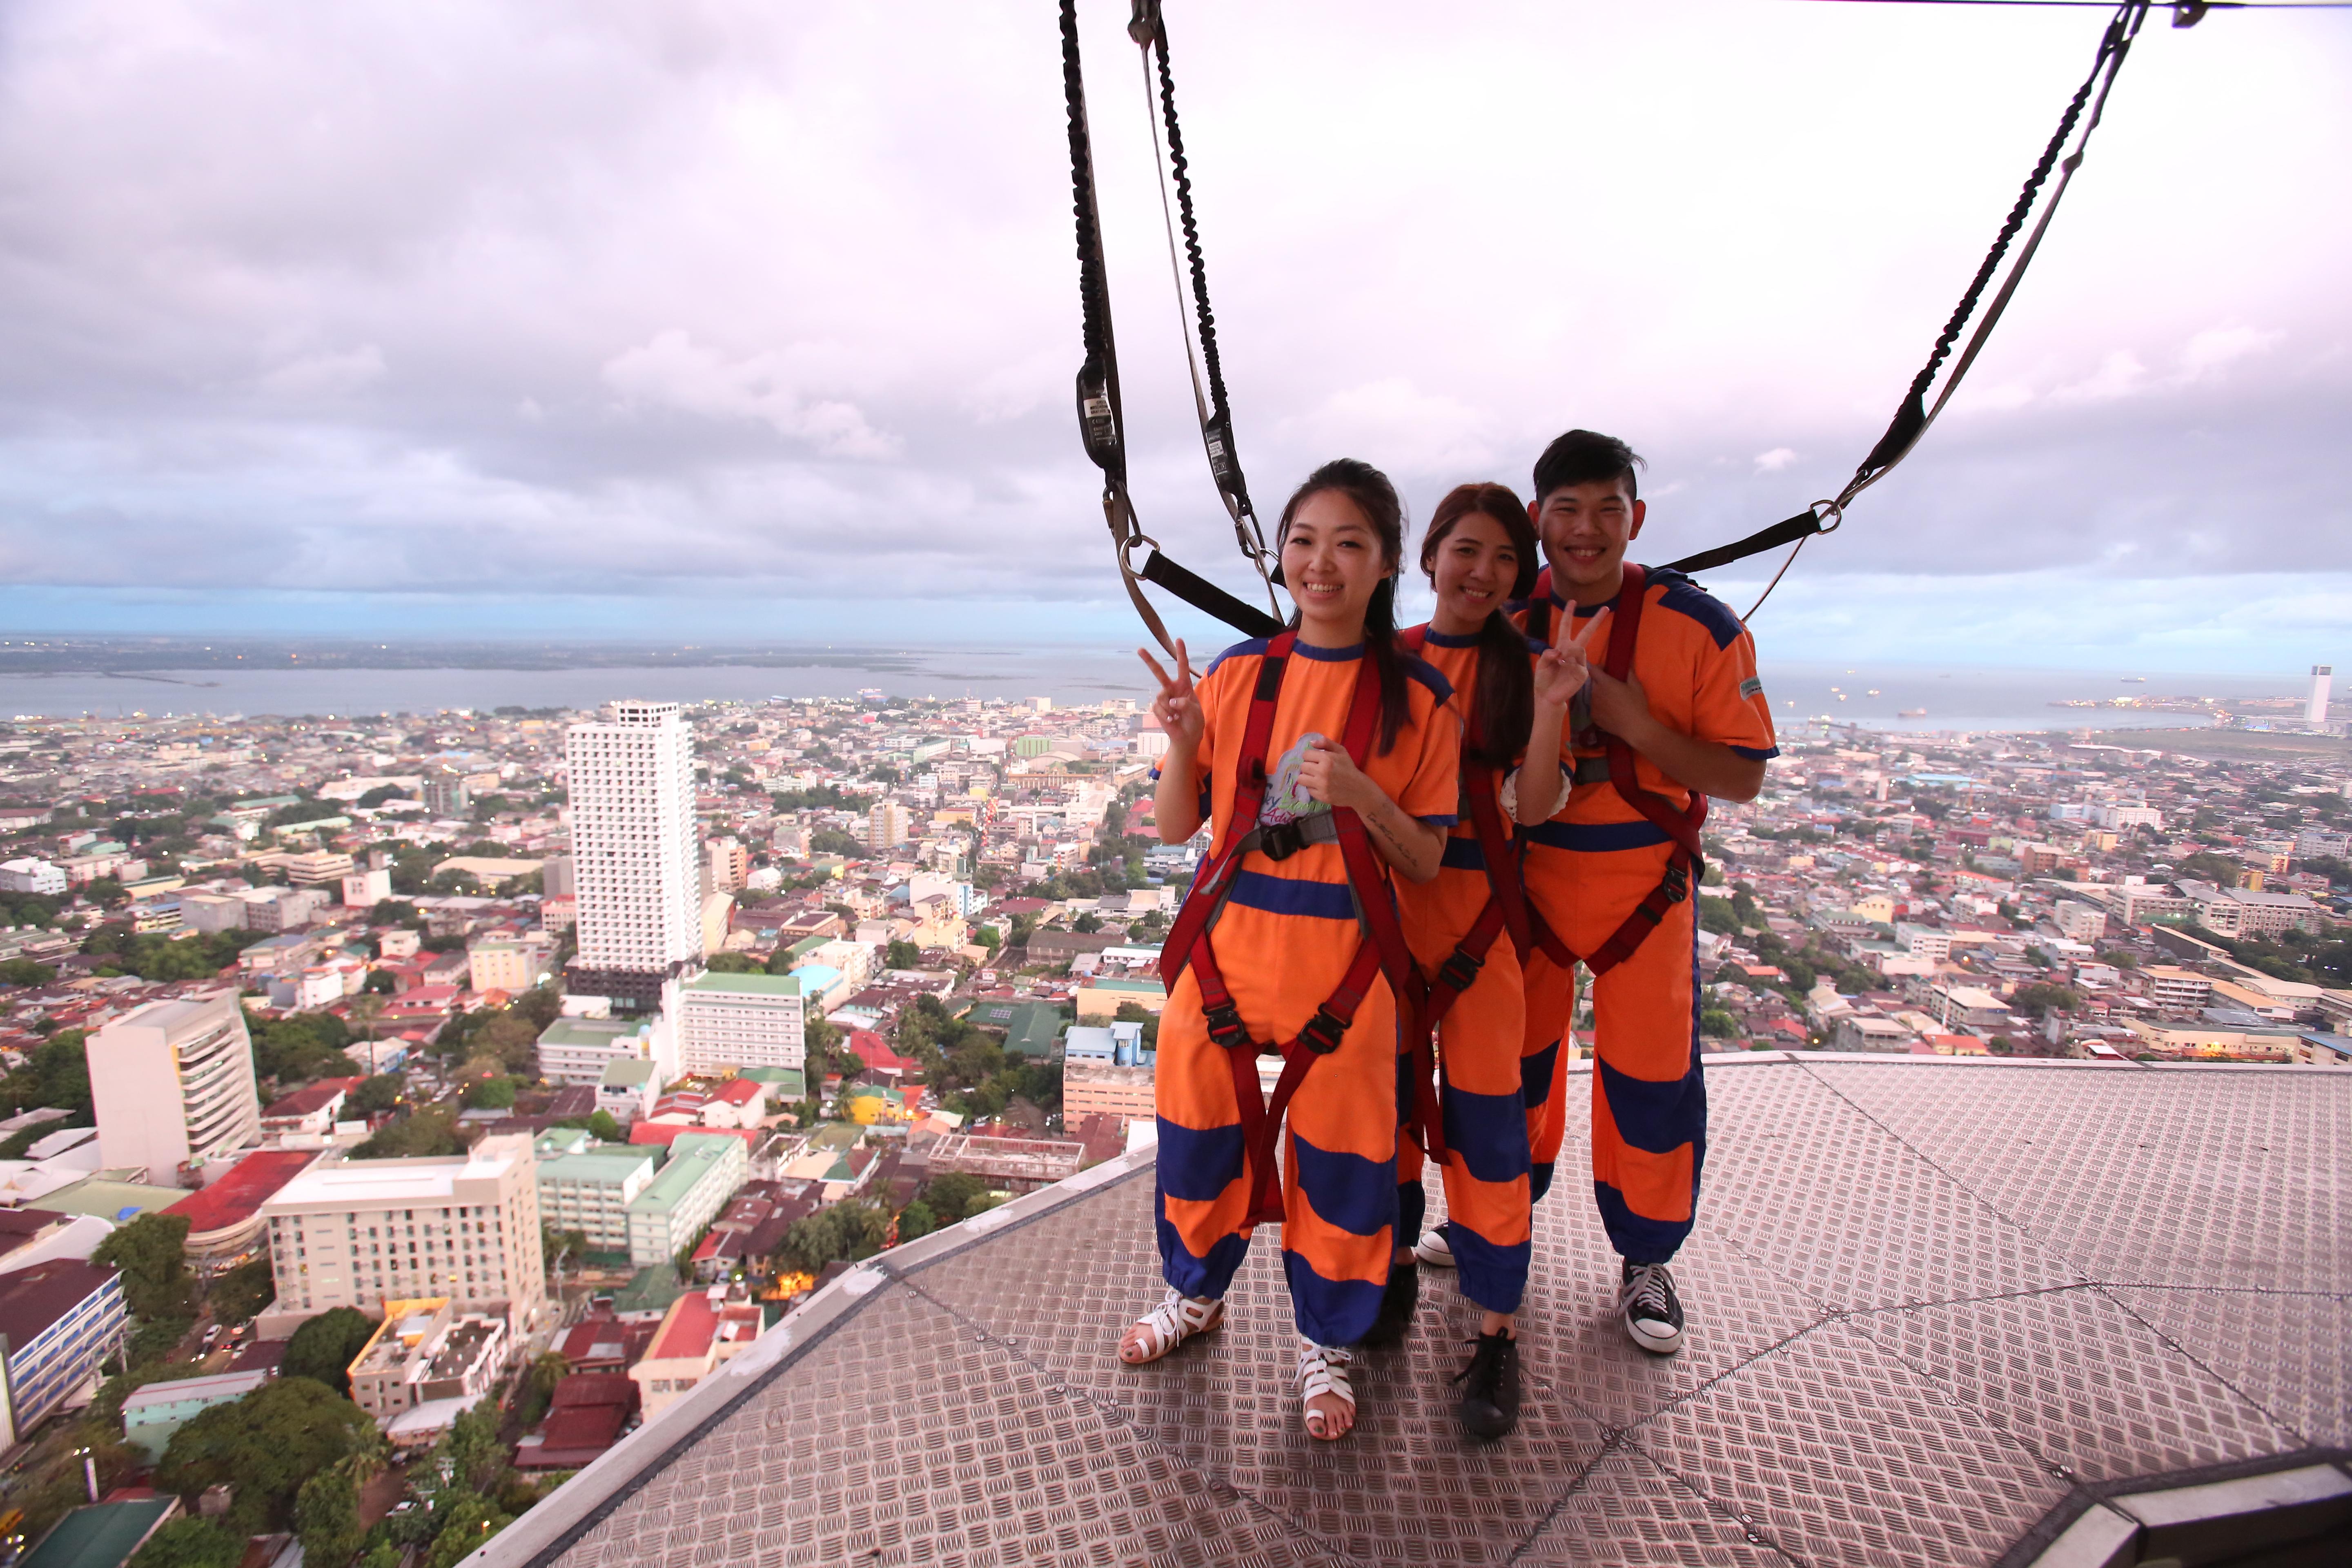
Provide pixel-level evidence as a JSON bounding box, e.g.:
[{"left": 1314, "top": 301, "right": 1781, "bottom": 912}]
[
  {"left": 1060, "top": 0, "right": 1283, "bottom": 649},
  {"left": 1687, "top": 0, "right": 2159, "bottom": 619},
  {"left": 1131, "top": 1, "right": 1281, "bottom": 616}
]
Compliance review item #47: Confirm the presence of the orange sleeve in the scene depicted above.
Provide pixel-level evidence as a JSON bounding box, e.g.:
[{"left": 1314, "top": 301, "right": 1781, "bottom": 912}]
[
  {"left": 1395, "top": 687, "right": 1463, "bottom": 826},
  {"left": 1693, "top": 626, "right": 1778, "bottom": 761}
]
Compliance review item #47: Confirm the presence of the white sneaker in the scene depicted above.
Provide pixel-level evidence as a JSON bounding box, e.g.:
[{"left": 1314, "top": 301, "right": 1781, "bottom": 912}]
[{"left": 1412, "top": 1227, "right": 1456, "bottom": 1268}]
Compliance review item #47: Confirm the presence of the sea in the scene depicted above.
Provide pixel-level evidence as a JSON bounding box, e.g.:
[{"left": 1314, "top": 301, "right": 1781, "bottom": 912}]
[{"left": 0, "top": 650, "right": 2316, "bottom": 735}]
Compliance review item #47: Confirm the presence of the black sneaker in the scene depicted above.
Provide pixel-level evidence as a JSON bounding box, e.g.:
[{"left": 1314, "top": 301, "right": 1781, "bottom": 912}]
[
  {"left": 1361, "top": 1260, "right": 1419, "bottom": 1347},
  {"left": 1453, "top": 1331, "right": 1520, "bottom": 1439},
  {"left": 1618, "top": 1260, "right": 1684, "bottom": 1354}
]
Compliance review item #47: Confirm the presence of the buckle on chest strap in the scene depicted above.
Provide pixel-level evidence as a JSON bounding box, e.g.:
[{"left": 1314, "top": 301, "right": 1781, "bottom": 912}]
[
  {"left": 1661, "top": 860, "right": 1690, "bottom": 903},
  {"left": 1204, "top": 1000, "right": 1250, "bottom": 1050},
  {"left": 1298, "top": 1007, "right": 1349, "bottom": 1056},
  {"left": 1438, "top": 948, "right": 1484, "bottom": 995},
  {"left": 1258, "top": 819, "right": 1308, "bottom": 861}
]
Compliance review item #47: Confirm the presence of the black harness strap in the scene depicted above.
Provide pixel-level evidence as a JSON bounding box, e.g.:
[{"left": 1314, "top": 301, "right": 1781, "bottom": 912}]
[
  {"left": 1664, "top": 2, "right": 2155, "bottom": 606},
  {"left": 1058, "top": 0, "right": 1279, "bottom": 649}
]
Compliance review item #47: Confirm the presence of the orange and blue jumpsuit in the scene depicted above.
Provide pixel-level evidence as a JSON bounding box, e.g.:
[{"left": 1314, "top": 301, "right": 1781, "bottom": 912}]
[
  {"left": 1394, "top": 627, "right": 1534, "bottom": 1315},
  {"left": 1516, "top": 570, "right": 1775, "bottom": 1262},
  {"left": 1155, "top": 635, "right": 1460, "bottom": 1347}
]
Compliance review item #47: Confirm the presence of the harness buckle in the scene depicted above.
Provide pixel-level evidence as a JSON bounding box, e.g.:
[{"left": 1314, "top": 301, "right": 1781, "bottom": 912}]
[
  {"left": 1297, "top": 1008, "right": 1348, "bottom": 1056},
  {"left": 1258, "top": 819, "right": 1307, "bottom": 862},
  {"left": 1438, "top": 948, "right": 1483, "bottom": 995},
  {"left": 1203, "top": 1000, "right": 1250, "bottom": 1050},
  {"left": 1662, "top": 860, "right": 1690, "bottom": 904}
]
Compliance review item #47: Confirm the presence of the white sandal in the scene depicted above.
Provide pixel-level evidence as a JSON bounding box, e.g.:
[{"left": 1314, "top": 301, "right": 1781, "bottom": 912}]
[
  {"left": 1119, "top": 1290, "right": 1224, "bottom": 1365},
  {"left": 1295, "top": 1340, "right": 1357, "bottom": 1439}
]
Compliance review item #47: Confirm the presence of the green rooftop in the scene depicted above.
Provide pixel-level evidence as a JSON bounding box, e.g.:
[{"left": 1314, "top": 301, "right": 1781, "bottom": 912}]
[
  {"left": 607, "top": 1265, "right": 685, "bottom": 1318},
  {"left": 737, "top": 1066, "right": 806, "bottom": 1099},
  {"left": 539, "top": 1016, "right": 650, "bottom": 1049},
  {"left": 37, "top": 1175, "right": 186, "bottom": 1222},
  {"left": 683, "top": 970, "right": 805, "bottom": 996},
  {"left": 20, "top": 1498, "right": 176, "bottom": 1568},
  {"left": 965, "top": 998, "right": 1064, "bottom": 1057},
  {"left": 599, "top": 1058, "right": 658, "bottom": 1087},
  {"left": 625, "top": 1131, "right": 741, "bottom": 1216}
]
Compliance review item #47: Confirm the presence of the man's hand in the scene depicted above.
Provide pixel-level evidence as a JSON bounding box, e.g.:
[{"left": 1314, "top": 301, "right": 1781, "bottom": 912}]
[
  {"left": 1534, "top": 610, "right": 1606, "bottom": 713},
  {"left": 1587, "top": 665, "right": 1654, "bottom": 747}
]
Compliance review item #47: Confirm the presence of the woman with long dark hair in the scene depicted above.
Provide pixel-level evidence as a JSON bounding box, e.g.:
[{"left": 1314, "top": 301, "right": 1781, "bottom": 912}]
[
  {"left": 1124, "top": 458, "right": 1460, "bottom": 1441},
  {"left": 1387, "top": 484, "right": 1594, "bottom": 1439}
]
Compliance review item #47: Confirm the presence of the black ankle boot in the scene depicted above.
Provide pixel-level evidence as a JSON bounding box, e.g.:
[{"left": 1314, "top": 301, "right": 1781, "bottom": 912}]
[
  {"left": 1361, "top": 1260, "right": 1419, "bottom": 1347},
  {"left": 1454, "top": 1330, "right": 1520, "bottom": 1440}
]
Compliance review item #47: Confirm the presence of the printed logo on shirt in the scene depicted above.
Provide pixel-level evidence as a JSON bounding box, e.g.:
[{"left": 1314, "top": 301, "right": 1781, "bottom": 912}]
[
  {"left": 1260, "top": 732, "right": 1335, "bottom": 826},
  {"left": 1739, "top": 677, "right": 1764, "bottom": 700}
]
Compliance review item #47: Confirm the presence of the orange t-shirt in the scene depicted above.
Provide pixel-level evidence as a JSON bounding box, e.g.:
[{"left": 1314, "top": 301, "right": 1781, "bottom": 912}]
[
  {"left": 1517, "top": 567, "right": 1776, "bottom": 834},
  {"left": 1394, "top": 627, "right": 1512, "bottom": 966},
  {"left": 1169, "top": 634, "right": 1458, "bottom": 1033}
]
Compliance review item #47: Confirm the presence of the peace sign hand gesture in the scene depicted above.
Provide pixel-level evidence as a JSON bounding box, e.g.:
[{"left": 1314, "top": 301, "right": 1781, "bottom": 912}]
[
  {"left": 1138, "top": 640, "right": 1204, "bottom": 751},
  {"left": 1534, "top": 608, "right": 1608, "bottom": 713}
]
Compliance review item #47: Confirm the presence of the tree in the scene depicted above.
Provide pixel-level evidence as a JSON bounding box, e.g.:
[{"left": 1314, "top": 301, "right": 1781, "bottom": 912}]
[
  {"left": 2176, "top": 851, "right": 2241, "bottom": 886},
  {"left": 129, "top": 1519, "right": 243, "bottom": 1568},
  {"left": 352, "top": 1108, "right": 464, "bottom": 1159},
  {"left": 463, "top": 1075, "right": 517, "bottom": 1110},
  {"left": 95, "top": 1213, "right": 194, "bottom": 1322},
  {"left": 1699, "top": 1008, "right": 1740, "bottom": 1039},
  {"left": 208, "top": 1258, "right": 275, "bottom": 1326},
  {"left": 586, "top": 1109, "right": 624, "bottom": 1143},
  {"left": 896, "top": 1199, "right": 938, "bottom": 1243},
  {"left": 775, "top": 1200, "right": 889, "bottom": 1274},
  {"left": 295, "top": 1466, "right": 364, "bottom": 1568},
  {"left": 282, "top": 1307, "right": 377, "bottom": 1396},
  {"left": 423, "top": 1494, "right": 512, "bottom": 1568},
  {"left": 2009, "top": 982, "right": 2083, "bottom": 1019},
  {"left": 0, "top": 957, "right": 56, "bottom": 986},
  {"left": 922, "top": 1172, "right": 987, "bottom": 1224},
  {"left": 0, "top": 1029, "right": 91, "bottom": 1120},
  {"left": 349, "top": 1074, "right": 402, "bottom": 1115},
  {"left": 705, "top": 951, "right": 763, "bottom": 973},
  {"left": 156, "top": 1377, "right": 373, "bottom": 1534},
  {"left": 884, "top": 939, "right": 920, "bottom": 970}
]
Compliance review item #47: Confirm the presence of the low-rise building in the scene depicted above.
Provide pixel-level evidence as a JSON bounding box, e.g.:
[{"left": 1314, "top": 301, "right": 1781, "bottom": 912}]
[
  {"left": 628, "top": 1287, "right": 765, "bottom": 1423},
  {"left": 1073, "top": 976, "right": 1166, "bottom": 1022},
  {"left": 469, "top": 932, "right": 557, "bottom": 996},
  {"left": 259, "top": 1077, "right": 363, "bottom": 1138},
  {"left": 2145, "top": 966, "right": 2216, "bottom": 1014},
  {"left": 537, "top": 1015, "right": 669, "bottom": 1090},
  {"left": 597, "top": 1058, "right": 662, "bottom": 1124},
  {"left": 347, "top": 1297, "right": 508, "bottom": 1427},
  {"left": 1062, "top": 1059, "right": 1154, "bottom": 1123},
  {"left": 120, "top": 1370, "right": 270, "bottom": 1461},
  {"left": 160, "top": 1148, "right": 321, "bottom": 1274},
  {"left": 2051, "top": 900, "right": 2108, "bottom": 943}
]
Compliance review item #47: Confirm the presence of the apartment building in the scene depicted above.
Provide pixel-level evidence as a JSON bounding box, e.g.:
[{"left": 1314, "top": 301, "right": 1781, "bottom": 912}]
[
  {"left": 535, "top": 1139, "right": 659, "bottom": 1253},
  {"left": 257, "top": 1134, "right": 544, "bottom": 1335},
  {"left": 0, "top": 1259, "right": 127, "bottom": 1435},
  {"left": 87, "top": 994, "right": 263, "bottom": 1184},
  {"left": 675, "top": 971, "right": 806, "bottom": 1074},
  {"left": 624, "top": 1132, "right": 747, "bottom": 1269},
  {"left": 566, "top": 701, "right": 703, "bottom": 1009},
  {"left": 468, "top": 932, "right": 556, "bottom": 995}
]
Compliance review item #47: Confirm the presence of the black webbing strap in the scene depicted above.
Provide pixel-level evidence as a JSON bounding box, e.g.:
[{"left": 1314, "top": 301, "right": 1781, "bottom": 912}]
[
  {"left": 1664, "top": 510, "right": 1828, "bottom": 577},
  {"left": 1138, "top": 551, "right": 1285, "bottom": 639}
]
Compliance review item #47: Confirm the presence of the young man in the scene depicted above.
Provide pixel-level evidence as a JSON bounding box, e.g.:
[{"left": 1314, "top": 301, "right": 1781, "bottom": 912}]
[{"left": 1423, "top": 429, "right": 1774, "bottom": 1355}]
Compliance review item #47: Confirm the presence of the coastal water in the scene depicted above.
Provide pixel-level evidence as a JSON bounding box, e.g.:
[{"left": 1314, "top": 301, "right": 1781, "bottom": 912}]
[{"left": 0, "top": 650, "right": 2315, "bottom": 734}]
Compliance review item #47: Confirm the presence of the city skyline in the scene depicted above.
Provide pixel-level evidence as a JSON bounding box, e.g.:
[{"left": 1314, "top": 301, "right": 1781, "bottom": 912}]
[{"left": 0, "top": 2, "right": 2344, "bottom": 671}]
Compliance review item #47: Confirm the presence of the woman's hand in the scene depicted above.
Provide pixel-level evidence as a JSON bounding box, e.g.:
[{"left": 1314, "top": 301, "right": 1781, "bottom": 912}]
[
  {"left": 1533, "top": 610, "right": 1607, "bottom": 712},
  {"left": 1296, "top": 738, "right": 1380, "bottom": 815},
  {"left": 1137, "top": 640, "right": 1203, "bottom": 752}
]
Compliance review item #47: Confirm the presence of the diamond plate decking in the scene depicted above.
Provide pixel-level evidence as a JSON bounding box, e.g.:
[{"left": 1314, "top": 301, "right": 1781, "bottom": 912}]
[{"left": 472, "top": 1055, "right": 2350, "bottom": 1568}]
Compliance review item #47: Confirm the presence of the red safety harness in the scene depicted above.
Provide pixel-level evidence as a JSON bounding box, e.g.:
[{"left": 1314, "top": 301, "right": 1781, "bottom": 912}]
[
  {"left": 1521, "top": 564, "right": 1707, "bottom": 978},
  {"left": 1393, "top": 626, "right": 1536, "bottom": 1166},
  {"left": 1157, "top": 630, "right": 1419, "bottom": 1227}
]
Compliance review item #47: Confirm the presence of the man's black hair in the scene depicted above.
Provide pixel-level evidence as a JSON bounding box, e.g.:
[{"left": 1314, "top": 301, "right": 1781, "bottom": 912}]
[{"left": 1532, "top": 429, "right": 1645, "bottom": 506}]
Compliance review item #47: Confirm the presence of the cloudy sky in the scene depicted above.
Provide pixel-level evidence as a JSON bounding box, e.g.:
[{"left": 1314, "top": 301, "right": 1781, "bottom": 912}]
[{"left": 0, "top": 0, "right": 2345, "bottom": 673}]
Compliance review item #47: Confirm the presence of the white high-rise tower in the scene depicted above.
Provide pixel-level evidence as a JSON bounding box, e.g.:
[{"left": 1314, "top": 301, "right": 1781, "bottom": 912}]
[
  {"left": 566, "top": 700, "right": 704, "bottom": 1008},
  {"left": 2308, "top": 666, "right": 2332, "bottom": 726}
]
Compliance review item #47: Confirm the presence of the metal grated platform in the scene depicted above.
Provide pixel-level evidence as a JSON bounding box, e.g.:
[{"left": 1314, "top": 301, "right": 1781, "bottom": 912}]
[{"left": 473, "top": 1055, "right": 2350, "bottom": 1568}]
